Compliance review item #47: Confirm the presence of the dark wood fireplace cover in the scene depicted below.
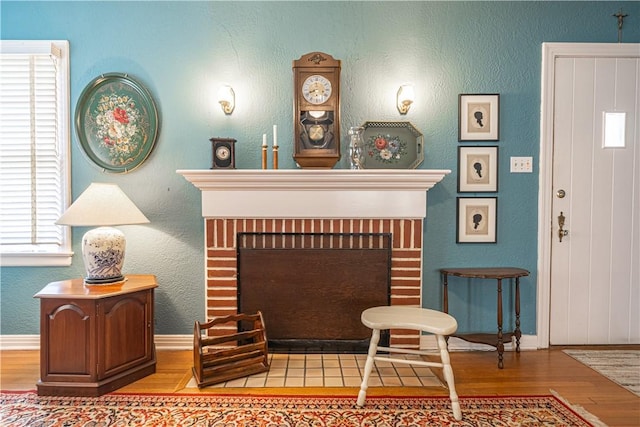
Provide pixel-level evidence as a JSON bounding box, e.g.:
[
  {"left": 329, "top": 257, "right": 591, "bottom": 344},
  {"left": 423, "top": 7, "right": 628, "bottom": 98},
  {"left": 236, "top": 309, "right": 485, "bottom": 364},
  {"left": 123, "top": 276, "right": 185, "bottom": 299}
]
[{"left": 237, "top": 233, "right": 391, "bottom": 352}]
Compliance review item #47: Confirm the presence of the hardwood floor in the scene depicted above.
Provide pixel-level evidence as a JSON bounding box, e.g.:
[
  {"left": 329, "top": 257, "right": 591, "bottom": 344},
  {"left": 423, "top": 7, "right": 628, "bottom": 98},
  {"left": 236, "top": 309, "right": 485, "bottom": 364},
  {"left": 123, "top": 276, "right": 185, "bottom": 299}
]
[{"left": 2, "top": 346, "right": 638, "bottom": 426}]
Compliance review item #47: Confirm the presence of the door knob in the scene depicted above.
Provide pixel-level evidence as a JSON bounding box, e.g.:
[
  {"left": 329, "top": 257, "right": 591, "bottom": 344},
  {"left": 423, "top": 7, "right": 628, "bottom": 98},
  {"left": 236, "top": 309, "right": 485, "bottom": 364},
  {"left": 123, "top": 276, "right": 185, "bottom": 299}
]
[
  {"left": 556, "top": 189, "right": 566, "bottom": 198},
  {"left": 558, "top": 211, "right": 569, "bottom": 242}
]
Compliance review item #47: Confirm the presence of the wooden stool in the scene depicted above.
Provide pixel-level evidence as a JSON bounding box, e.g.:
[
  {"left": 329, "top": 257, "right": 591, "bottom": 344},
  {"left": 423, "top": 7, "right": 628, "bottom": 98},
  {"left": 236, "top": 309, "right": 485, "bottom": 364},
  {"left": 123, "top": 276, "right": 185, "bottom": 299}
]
[
  {"left": 356, "top": 306, "right": 462, "bottom": 421},
  {"left": 193, "top": 311, "right": 269, "bottom": 388}
]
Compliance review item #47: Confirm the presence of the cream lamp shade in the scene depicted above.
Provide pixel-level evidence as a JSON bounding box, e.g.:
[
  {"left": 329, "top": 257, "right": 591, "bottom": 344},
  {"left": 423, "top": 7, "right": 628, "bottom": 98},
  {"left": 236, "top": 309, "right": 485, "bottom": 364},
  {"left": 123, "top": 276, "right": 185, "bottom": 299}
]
[{"left": 56, "top": 183, "right": 149, "bottom": 285}]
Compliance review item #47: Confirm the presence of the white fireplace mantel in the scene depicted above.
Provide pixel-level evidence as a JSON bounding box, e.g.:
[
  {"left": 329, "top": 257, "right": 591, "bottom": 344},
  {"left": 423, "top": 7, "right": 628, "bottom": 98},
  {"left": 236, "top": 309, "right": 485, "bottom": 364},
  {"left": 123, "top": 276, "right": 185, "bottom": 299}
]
[{"left": 177, "top": 169, "right": 450, "bottom": 219}]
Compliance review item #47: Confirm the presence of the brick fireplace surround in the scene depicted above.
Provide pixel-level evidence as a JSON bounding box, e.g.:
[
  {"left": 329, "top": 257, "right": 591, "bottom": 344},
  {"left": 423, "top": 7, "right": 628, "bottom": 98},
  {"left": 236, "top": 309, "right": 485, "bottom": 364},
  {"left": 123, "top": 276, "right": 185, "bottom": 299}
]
[{"left": 178, "top": 169, "right": 449, "bottom": 349}]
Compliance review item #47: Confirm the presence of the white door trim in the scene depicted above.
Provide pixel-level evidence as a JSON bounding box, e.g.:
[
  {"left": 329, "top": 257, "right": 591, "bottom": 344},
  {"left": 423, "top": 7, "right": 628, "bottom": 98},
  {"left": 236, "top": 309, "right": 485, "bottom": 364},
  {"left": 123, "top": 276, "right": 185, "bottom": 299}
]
[{"left": 537, "top": 42, "right": 640, "bottom": 349}]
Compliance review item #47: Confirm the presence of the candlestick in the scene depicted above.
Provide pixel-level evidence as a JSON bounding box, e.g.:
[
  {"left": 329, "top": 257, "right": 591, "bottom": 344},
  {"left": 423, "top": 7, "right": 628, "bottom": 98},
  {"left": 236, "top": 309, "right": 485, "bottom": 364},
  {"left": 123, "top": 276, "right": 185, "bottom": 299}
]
[
  {"left": 273, "top": 145, "right": 279, "bottom": 169},
  {"left": 262, "top": 134, "right": 267, "bottom": 169},
  {"left": 273, "top": 125, "right": 278, "bottom": 147}
]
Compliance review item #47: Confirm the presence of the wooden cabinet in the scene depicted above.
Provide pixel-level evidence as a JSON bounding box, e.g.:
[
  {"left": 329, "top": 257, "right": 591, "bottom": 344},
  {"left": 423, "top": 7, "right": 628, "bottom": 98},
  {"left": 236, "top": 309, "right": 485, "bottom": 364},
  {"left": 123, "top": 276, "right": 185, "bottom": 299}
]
[{"left": 34, "top": 274, "right": 157, "bottom": 396}]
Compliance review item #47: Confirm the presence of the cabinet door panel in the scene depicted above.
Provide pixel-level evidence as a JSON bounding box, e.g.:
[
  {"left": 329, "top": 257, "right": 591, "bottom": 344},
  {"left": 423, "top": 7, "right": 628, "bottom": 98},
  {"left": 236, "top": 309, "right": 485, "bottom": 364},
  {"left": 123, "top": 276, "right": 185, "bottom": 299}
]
[
  {"left": 99, "top": 290, "right": 152, "bottom": 378},
  {"left": 41, "top": 299, "right": 96, "bottom": 381}
]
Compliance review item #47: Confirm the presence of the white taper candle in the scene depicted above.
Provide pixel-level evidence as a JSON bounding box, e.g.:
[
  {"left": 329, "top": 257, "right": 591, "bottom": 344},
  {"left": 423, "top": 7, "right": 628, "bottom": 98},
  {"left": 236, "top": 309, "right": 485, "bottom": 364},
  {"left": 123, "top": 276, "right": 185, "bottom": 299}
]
[{"left": 273, "top": 125, "right": 278, "bottom": 147}]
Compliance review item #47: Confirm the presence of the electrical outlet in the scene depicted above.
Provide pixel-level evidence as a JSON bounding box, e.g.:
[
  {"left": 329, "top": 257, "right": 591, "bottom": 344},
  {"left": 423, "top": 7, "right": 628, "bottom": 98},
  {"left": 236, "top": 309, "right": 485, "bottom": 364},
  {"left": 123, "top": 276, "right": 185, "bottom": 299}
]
[{"left": 510, "top": 156, "right": 533, "bottom": 173}]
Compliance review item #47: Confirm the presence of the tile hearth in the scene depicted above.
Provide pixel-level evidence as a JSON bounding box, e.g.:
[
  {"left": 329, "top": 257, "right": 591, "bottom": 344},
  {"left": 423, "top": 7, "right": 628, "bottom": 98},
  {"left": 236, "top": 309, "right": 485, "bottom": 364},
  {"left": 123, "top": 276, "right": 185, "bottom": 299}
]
[{"left": 186, "top": 353, "right": 443, "bottom": 389}]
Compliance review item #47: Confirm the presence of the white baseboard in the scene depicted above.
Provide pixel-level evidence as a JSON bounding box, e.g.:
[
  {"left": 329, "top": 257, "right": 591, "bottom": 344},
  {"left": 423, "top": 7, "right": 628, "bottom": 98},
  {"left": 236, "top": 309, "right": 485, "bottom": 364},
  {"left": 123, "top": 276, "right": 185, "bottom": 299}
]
[
  {"left": 0, "top": 335, "right": 40, "bottom": 350},
  {"left": 420, "top": 334, "right": 539, "bottom": 351},
  {"left": 0, "top": 335, "right": 194, "bottom": 351},
  {"left": 153, "top": 334, "right": 192, "bottom": 350},
  {"left": 1, "top": 334, "right": 539, "bottom": 352}
]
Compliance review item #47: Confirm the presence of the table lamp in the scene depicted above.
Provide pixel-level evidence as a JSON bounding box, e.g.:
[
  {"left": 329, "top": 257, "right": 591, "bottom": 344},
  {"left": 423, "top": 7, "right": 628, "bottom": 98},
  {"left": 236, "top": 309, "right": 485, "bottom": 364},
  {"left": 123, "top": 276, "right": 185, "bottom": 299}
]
[{"left": 56, "top": 183, "right": 149, "bottom": 285}]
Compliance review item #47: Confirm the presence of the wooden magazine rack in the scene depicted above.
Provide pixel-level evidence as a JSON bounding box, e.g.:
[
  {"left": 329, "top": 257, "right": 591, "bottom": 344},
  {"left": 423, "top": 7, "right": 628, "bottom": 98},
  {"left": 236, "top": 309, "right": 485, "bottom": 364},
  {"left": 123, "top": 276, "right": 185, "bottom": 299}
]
[{"left": 193, "top": 311, "right": 269, "bottom": 387}]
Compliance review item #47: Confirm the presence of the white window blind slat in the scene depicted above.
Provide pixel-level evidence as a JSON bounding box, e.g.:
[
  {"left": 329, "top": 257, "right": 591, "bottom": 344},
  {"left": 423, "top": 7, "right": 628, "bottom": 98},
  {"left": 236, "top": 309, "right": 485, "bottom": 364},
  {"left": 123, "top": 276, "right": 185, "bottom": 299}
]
[
  {"left": 0, "top": 54, "right": 62, "bottom": 245},
  {"left": 0, "top": 40, "right": 71, "bottom": 265}
]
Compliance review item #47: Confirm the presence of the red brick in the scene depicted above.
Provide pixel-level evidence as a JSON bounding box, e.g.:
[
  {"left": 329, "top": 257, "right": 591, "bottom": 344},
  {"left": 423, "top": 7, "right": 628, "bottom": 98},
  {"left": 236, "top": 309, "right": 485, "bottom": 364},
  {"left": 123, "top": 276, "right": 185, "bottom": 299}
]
[
  {"left": 391, "top": 269, "right": 421, "bottom": 278},
  {"left": 391, "top": 258, "right": 421, "bottom": 268},
  {"left": 207, "top": 288, "right": 237, "bottom": 298},
  {"left": 207, "top": 279, "right": 233, "bottom": 287},
  {"left": 392, "top": 249, "right": 421, "bottom": 259},
  {"left": 224, "top": 220, "right": 236, "bottom": 247},
  {"left": 389, "top": 328, "right": 418, "bottom": 336},
  {"left": 206, "top": 219, "right": 214, "bottom": 247},
  {"left": 391, "top": 296, "right": 421, "bottom": 305},
  {"left": 207, "top": 298, "right": 237, "bottom": 308},
  {"left": 390, "top": 336, "right": 420, "bottom": 347},
  {"left": 207, "top": 308, "right": 237, "bottom": 318},
  {"left": 207, "top": 248, "right": 236, "bottom": 257},
  {"left": 402, "top": 219, "right": 412, "bottom": 248},
  {"left": 413, "top": 220, "right": 423, "bottom": 248},
  {"left": 207, "top": 258, "right": 236, "bottom": 268},
  {"left": 390, "top": 288, "right": 420, "bottom": 297},
  {"left": 207, "top": 269, "right": 236, "bottom": 278},
  {"left": 391, "top": 279, "right": 421, "bottom": 289}
]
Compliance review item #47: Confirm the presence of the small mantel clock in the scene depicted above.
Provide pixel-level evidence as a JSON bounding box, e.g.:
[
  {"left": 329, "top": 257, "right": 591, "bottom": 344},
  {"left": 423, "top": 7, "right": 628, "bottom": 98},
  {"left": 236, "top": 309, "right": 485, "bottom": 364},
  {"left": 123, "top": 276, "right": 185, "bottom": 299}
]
[
  {"left": 210, "top": 137, "right": 236, "bottom": 169},
  {"left": 293, "top": 52, "right": 341, "bottom": 169}
]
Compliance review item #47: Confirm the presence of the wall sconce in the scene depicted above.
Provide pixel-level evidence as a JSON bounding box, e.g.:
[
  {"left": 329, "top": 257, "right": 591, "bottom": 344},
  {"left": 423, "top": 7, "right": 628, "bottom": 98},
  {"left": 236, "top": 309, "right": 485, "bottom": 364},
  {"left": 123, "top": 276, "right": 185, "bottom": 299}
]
[
  {"left": 397, "top": 84, "right": 415, "bottom": 114},
  {"left": 217, "top": 85, "right": 235, "bottom": 114}
]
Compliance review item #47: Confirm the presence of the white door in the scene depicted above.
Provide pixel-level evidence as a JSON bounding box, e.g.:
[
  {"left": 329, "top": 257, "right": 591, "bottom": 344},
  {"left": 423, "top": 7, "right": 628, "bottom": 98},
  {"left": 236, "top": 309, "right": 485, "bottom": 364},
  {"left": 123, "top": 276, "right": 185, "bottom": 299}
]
[{"left": 538, "top": 43, "right": 640, "bottom": 347}]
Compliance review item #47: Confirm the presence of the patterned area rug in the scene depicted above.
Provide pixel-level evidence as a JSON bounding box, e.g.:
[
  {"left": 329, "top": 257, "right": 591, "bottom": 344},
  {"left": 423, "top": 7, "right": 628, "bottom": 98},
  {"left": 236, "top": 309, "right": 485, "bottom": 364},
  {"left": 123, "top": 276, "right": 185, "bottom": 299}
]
[
  {"left": 0, "top": 391, "right": 603, "bottom": 426},
  {"left": 563, "top": 349, "right": 640, "bottom": 397}
]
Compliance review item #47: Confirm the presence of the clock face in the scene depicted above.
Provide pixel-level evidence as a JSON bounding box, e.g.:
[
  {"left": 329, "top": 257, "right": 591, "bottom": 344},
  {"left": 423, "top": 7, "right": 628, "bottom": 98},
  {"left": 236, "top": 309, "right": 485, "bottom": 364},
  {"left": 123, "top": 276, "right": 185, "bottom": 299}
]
[
  {"left": 216, "top": 146, "right": 230, "bottom": 160},
  {"left": 302, "top": 75, "right": 332, "bottom": 105}
]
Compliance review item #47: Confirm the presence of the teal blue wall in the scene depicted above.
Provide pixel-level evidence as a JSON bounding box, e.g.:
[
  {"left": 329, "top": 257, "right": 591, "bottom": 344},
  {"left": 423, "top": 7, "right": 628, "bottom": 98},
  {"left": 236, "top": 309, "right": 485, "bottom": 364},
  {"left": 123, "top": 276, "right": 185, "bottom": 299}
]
[{"left": 2, "top": 1, "right": 638, "bottom": 338}]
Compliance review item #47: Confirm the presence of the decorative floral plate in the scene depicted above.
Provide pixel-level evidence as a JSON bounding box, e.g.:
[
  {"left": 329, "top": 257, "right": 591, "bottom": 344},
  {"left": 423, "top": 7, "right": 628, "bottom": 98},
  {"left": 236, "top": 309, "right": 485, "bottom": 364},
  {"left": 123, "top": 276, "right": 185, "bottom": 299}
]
[
  {"left": 75, "top": 73, "right": 159, "bottom": 173},
  {"left": 361, "top": 121, "right": 424, "bottom": 169}
]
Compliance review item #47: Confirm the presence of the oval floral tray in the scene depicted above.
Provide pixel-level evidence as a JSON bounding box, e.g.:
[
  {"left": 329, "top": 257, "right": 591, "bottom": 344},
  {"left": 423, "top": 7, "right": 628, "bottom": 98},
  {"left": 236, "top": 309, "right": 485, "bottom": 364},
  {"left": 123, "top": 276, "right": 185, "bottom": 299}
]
[
  {"left": 361, "top": 121, "right": 424, "bottom": 169},
  {"left": 75, "top": 73, "right": 160, "bottom": 173}
]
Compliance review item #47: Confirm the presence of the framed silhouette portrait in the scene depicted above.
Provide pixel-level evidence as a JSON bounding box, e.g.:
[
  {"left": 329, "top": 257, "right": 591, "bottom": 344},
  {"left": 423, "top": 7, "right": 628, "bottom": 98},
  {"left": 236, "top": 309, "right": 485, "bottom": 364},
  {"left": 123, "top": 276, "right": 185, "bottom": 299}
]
[
  {"left": 458, "top": 146, "right": 498, "bottom": 192},
  {"left": 459, "top": 94, "right": 499, "bottom": 141},
  {"left": 456, "top": 197, "right": 497, "bottom": 243}
]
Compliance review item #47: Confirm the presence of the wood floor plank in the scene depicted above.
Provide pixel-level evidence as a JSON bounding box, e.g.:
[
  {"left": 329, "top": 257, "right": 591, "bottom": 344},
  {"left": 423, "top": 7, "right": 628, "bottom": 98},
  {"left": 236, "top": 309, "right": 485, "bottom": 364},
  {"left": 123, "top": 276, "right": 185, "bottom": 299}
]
[{"left": 1, "top": 346, "right": 638, "bottom": 426}]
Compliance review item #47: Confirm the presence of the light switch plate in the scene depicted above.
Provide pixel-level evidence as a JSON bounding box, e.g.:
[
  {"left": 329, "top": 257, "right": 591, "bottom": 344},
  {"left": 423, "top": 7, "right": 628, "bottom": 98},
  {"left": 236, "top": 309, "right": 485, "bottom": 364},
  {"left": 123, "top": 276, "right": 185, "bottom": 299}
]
[{"left": 510, "top": 156, "right": 533, "bottom": 173}]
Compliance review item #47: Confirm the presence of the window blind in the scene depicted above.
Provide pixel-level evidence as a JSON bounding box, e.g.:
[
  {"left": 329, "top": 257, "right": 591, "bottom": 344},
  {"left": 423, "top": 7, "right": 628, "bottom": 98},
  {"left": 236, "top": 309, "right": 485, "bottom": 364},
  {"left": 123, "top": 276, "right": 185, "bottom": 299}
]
[{"left": 0, "top": 41, "right": 70, "bottom": 264}]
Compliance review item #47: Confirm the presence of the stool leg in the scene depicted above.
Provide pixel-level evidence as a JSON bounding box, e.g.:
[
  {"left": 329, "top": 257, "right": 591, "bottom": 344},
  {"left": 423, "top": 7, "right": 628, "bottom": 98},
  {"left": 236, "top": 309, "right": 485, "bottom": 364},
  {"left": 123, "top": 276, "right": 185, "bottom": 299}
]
[
  {"left": 357, "top": 328, "right": 380, "bottom": 406},
  {"left": 436, "top": 334, "right": 462, "bottom": 421}
]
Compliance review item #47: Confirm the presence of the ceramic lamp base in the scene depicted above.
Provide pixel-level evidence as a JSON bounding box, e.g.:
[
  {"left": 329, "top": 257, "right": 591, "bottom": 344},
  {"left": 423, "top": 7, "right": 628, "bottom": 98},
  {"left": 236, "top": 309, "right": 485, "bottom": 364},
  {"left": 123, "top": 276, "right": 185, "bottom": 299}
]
[{"left": 82, "top": 227, "right": 126, "bottom": 284}]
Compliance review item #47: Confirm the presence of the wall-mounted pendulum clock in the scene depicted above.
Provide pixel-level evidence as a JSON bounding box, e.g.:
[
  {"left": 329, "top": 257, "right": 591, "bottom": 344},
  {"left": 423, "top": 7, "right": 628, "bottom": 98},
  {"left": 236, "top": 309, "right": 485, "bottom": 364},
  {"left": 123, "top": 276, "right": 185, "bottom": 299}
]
[{"left": 293, "top": 52, "right": 341, "bottom": 169}]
